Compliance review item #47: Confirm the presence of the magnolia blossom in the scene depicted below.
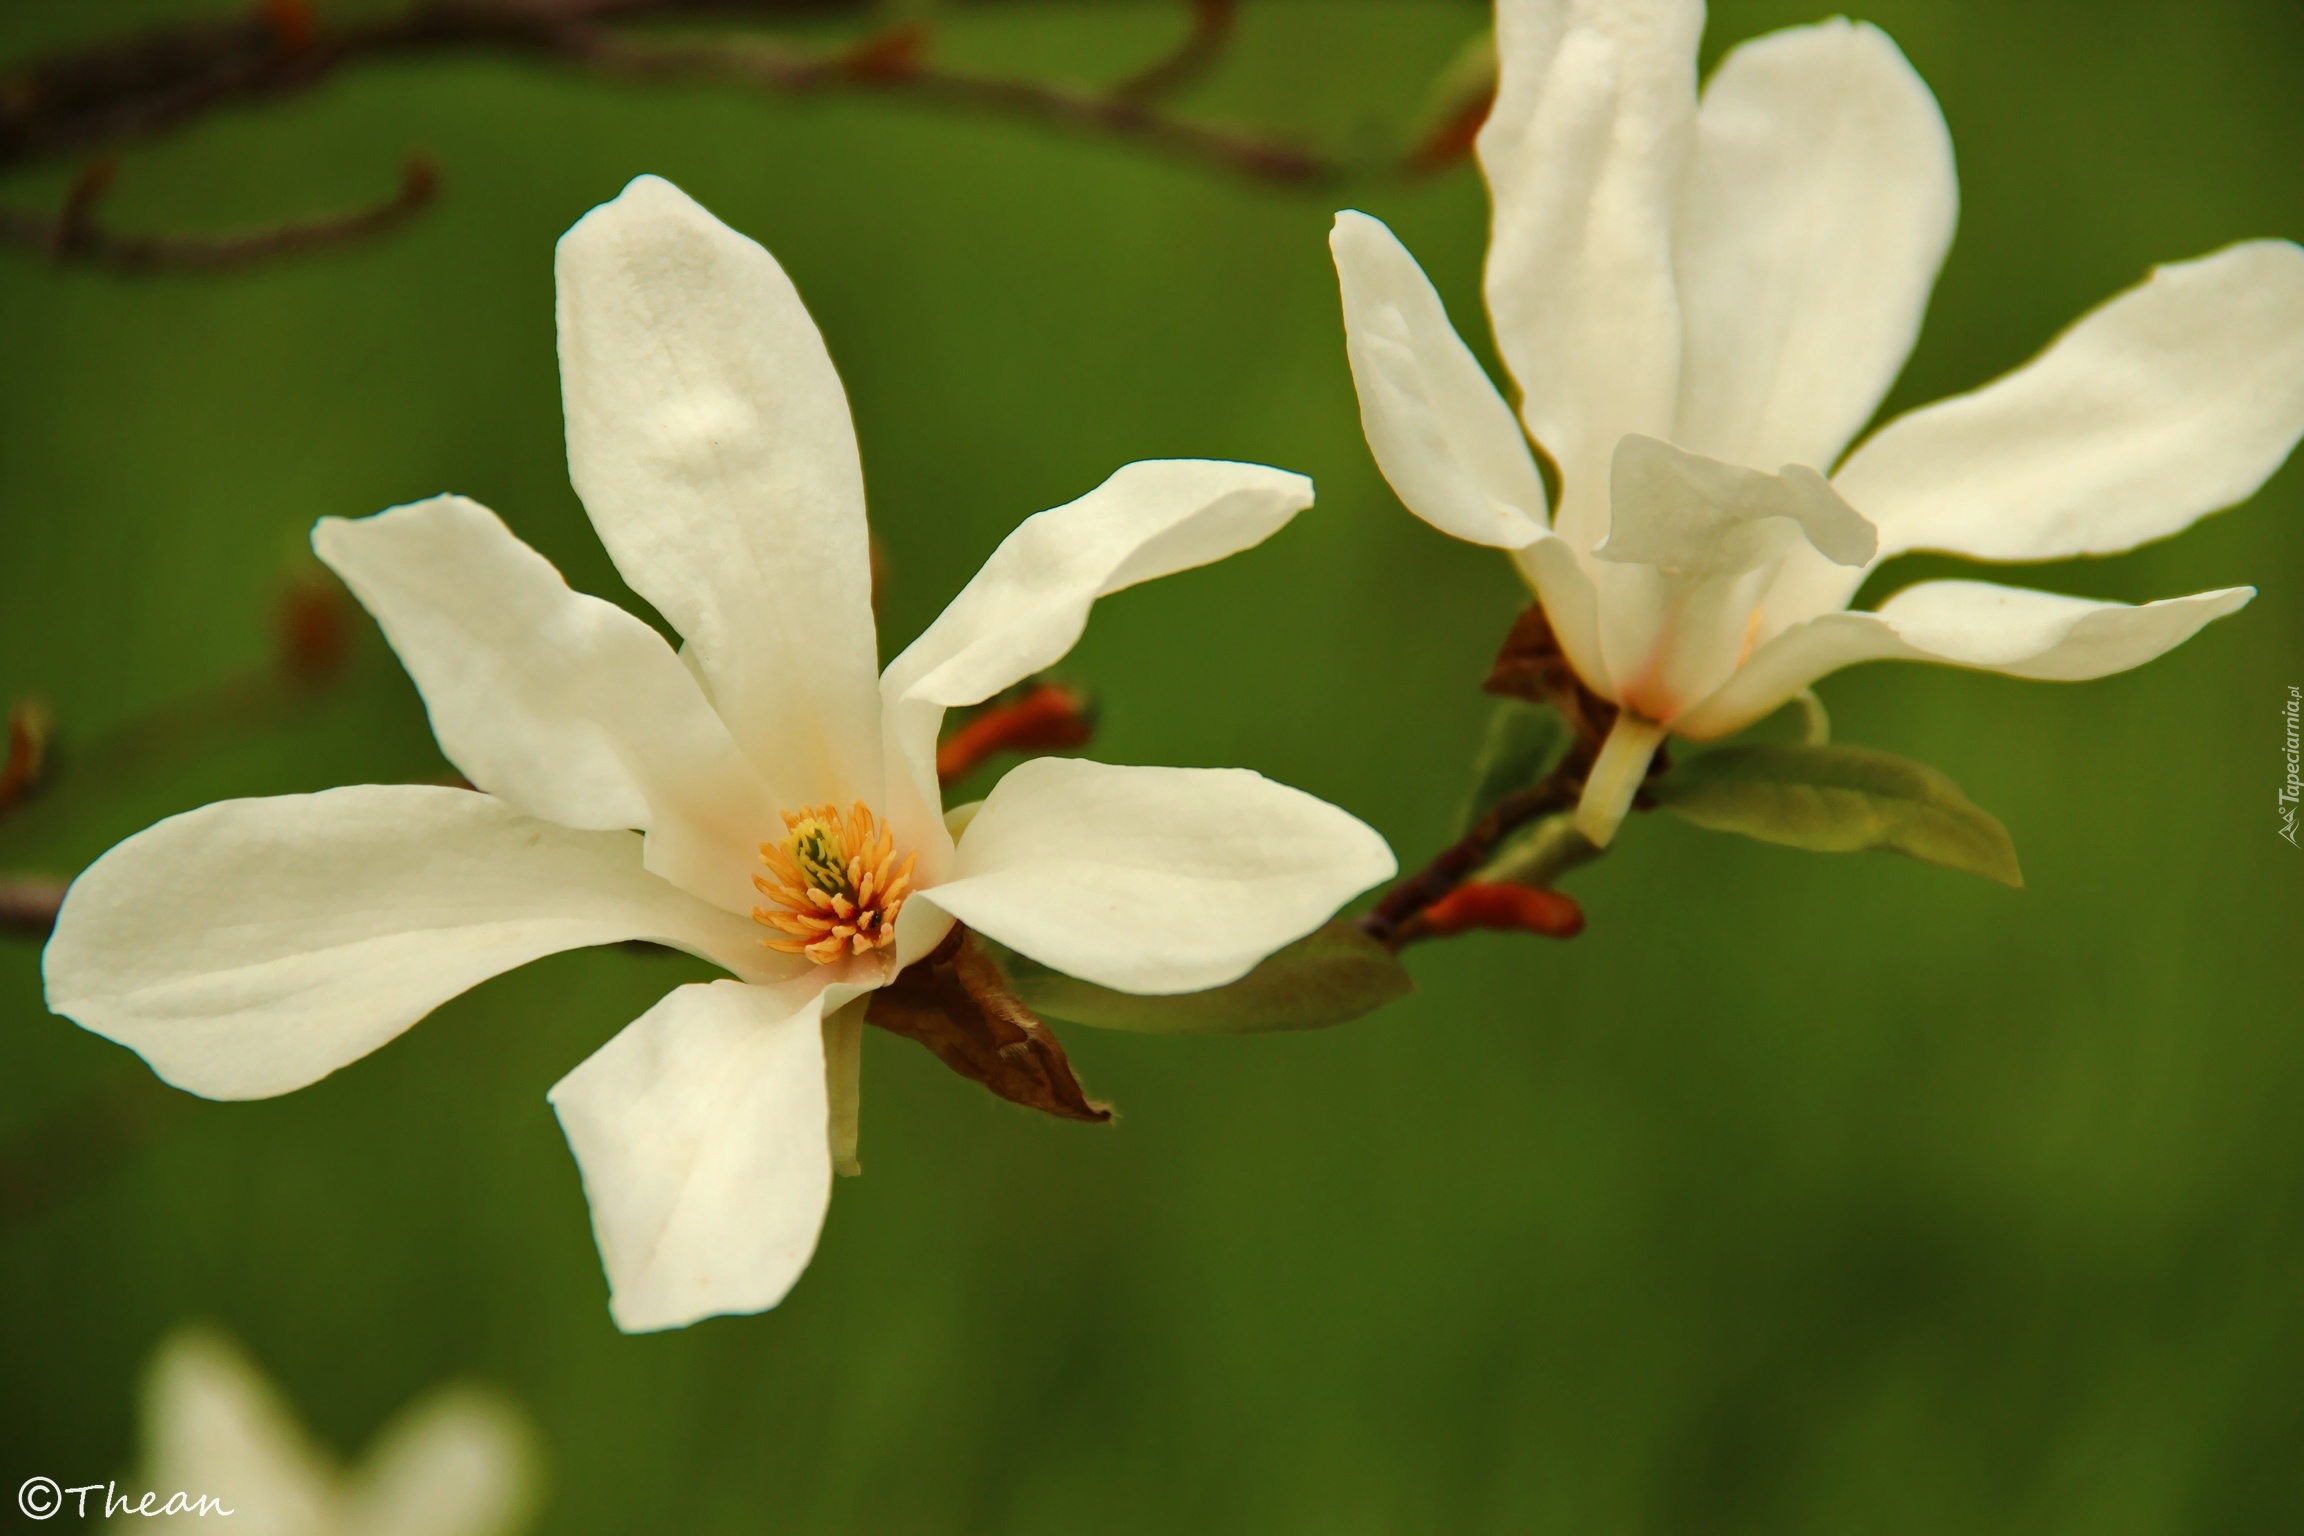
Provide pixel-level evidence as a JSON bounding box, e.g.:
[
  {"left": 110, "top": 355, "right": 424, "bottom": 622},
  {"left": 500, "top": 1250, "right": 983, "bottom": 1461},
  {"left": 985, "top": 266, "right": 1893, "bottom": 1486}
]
[
  {"left": 1334, "top": 0, "right": 2304, "bottom": 844},
  {"left": 45, "top": 176, "right": 1393, "bottom": 1332},
  {"left": 112, "top": 1327, "right": 535, "bottom": 1534}
]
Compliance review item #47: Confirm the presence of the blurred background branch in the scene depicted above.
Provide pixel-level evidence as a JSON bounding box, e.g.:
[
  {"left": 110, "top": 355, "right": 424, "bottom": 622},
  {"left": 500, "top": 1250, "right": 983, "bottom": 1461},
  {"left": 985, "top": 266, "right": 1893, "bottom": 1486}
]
[
  {"left": 0, "top": 152, "right": 439, "bottom": 273},
  {"left": 0, "top": 1070, "right": 199, "bottom": 1231},
  {"left": 0, "top": 0, "right": 1341, "bottom": 272}
]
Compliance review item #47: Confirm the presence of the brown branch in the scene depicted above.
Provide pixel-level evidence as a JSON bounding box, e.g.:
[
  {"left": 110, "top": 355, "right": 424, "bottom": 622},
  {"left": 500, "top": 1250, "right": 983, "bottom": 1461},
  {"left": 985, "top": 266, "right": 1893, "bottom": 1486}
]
[
  {"left": 0, "top": 0, "right": 865, "bottom": 170},
  {"left": 0, "top": 152, "right": 438, "bottom": 273},
  {"left": 1113, "top": 0, "right": 1237, "bottom": 102},
  {"left": 0, "top": 873, "right": 68, "bottom": 939},
  {"left": 1356, "top": 603, "right": 1667, "bottom": 948},
  {"left": 0, "top": 0, "right": 1327, "bottom": 269},
  {"left": 1356, "top": 763, "right": 1586, "bottom": 947},
  {"left": 570, "top": 22, "right": 1325, "bottom": 184}
]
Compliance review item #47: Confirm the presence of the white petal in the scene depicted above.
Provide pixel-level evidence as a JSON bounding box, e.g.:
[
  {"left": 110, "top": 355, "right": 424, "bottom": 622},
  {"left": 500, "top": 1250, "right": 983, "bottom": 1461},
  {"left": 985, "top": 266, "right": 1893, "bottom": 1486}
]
[
  {"left": 1749, "top": 538, "right": 1874, "bottom": 638},
  {"left": 44, "top": 786, "right": 775, "bottom": 1101},
  {"left": 1835, "top": 240, "right": 2304, "bottom": 561},
  {"left": 549, "top": 976, "right": 856, "bottom": 1333},
  {"left": 1594, "top": 435, "right": 1875, "bottom": 718},
  {"left": 1673, "top": 19, "right": 1957, "bottom": 472},
  {"left": 1330, "top": 210, "right": 1547, "bottom": 547},
  {"left": 135, "top": 1328, "right": 335, "bottom": 1535},
  {"left": 315, "top": 496, "right": 777, "bottom": 914},
  {"left": 1871, "top": 579, "right": 2256, "bottom": 677},
  {"left": 344, "top": 1389, "right": 540, "bottom": 1536},
  {"left": 922, "top": 757, "right": 1395, "bottom": 995},
  {"left": 1670, "top": 579, "right": 2255, "bottom": 738},
  {"left": 556, "top": 175, "right": 883, "bottom": 807},
  {"left": 1513, "top": 533, "right": 1614, "bottom": 701},
  {"left": 1596, "top": 436, "right": 1876, "bottom": 571},
  {"left": 1477, "top": 0, "right": 1703, "bottom": 548},
  {"left": 878, "top": 459, "right": 1313, "bottom": 842}
]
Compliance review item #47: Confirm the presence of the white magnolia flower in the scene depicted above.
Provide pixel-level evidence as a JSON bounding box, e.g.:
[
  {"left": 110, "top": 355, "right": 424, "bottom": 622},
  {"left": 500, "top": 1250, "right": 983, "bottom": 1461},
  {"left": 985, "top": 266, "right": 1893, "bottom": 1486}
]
[
  {"left": 113, "top": 1327, "right": 536, "bottom": 1535},
  {"left": 1334, "top": 0, "right": 2304, "bottom": 844},
  {"left": 44, "top": 176, "right": 1394, "bottom": 1332}
]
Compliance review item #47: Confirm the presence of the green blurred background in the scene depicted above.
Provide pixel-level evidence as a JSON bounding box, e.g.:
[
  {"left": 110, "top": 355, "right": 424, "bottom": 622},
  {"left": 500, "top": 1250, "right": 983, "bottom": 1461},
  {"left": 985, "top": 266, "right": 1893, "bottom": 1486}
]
[{"left": 4, "top": 0, "right": 2301, "bottom": 1529}]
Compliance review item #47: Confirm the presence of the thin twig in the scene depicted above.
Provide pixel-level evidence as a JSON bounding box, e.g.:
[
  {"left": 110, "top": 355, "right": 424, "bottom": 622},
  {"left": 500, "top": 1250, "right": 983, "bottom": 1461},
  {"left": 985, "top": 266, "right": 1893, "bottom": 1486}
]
[
  {"left": 1356, "top": 603, "right": 1672, "bottom": 948},
  {"left": 0, "top": 153, "right": 438, "bottom": 273},
  {"left": 1113, "top": 0, "right": 1237, "bottom": 101},
  {"left": 1356, "top": 759, "right": 1587, "bottom": 948},
  {"left": 568, "top": 21, "right": 1325, "bottom": 184},
  {"left": 0, "top": 873, "right": 67, "bottom": 938},
  {"left": 0, "top": 0, "right": 1327, "bottom": 273}
]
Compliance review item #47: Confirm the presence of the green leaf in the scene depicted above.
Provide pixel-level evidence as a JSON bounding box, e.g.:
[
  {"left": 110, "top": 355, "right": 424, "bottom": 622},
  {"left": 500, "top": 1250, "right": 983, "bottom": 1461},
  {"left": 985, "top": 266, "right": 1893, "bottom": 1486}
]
[
  {"left": 1456, "top": 699, "right": 1568, "bottom": 836},
  {"left": 985, "top": 921, "right": 1414, "bottom": 1036},
  {"left": 1648, "top": 743, "right": 2023, "bottom": 888},
  {"left": 1468, "top": 811, "right": 1599, "bottom": 891}
]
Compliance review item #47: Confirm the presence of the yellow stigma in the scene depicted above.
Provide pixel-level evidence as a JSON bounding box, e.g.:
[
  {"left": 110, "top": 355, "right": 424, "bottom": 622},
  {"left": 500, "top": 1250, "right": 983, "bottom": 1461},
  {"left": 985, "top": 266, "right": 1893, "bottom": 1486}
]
[{"left": 753, "top": 801, "right": 915, "bottom": 965}]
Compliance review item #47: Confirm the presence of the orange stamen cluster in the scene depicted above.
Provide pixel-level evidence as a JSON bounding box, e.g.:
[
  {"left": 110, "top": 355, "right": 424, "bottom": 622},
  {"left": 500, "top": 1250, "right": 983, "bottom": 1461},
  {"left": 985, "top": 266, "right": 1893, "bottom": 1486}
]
[{"left": 753, "top": 801, "right": 916, "bottom": 964}]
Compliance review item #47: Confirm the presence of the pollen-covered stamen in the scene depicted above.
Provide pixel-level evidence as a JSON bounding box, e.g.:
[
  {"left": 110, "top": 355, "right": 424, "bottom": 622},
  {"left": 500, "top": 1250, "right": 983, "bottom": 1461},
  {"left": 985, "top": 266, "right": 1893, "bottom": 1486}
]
[{"left": 753, "top": 801, "right": 916, "bottom": 965}]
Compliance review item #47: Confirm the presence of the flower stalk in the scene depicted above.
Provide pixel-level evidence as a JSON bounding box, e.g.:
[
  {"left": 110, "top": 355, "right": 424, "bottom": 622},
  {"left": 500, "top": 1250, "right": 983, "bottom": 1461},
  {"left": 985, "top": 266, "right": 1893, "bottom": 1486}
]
[{"left": 1575, "top": 713, "right": 1667, "bottom": 848}]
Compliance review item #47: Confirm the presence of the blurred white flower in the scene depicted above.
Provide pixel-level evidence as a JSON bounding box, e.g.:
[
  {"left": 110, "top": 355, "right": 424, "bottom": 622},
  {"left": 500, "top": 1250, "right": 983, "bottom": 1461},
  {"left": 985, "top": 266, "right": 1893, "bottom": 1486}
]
[
  {"left": 114, "top": 1327, "right": 536, "bottom": 1536},
  {"left": 1333, "top": 0, "right": 2304, "bottom": 844},
  {"left": 44, "top": 176, "right": 1393, "bottom": 1332}
]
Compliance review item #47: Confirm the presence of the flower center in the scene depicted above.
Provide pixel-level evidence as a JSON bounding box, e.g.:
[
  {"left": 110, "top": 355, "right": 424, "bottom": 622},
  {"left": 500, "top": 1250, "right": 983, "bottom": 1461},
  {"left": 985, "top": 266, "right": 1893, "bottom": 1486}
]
[{"left": 753, "top": 801, "right": 916, "bottom": 965}]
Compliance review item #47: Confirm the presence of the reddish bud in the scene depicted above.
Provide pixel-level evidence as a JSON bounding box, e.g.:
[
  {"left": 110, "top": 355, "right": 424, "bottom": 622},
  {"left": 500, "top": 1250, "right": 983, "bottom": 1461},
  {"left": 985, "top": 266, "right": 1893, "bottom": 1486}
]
[
  {"left": 1403, "top": 89, "right": 1494, "bottom": 178},
  {"left": 1418, "top": 882, "right": 1584, "bottom": 941},
  {"left": 936, "top": 683, "right": 1094, "bottom": 786},
  {"left": 845, "top": 23, "right": 929, "bottom": 82},
  {"left": 0, "top": 698, "right": 54, "bottom": 813},
  {"left": 260, "top": 0, "right": 318, "bottom": 51},
  {"left": 275, "top": 572, "right": 353, "bottom": 686}
]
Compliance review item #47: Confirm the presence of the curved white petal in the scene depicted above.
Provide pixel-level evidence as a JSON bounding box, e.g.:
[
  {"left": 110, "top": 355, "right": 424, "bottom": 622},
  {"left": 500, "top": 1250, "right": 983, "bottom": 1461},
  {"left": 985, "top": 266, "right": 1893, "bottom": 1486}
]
[
  {"left": 1596, "top": 436, "right": 1877, "bottom": 570},
  {"left": 549, "top": 976, "right": 855, "bottom": 1333},
  {"left": 136, "top": 1329, "right": 334, "bottom": 1534},
  {"left": 878, "top": 458, "right": 1313, "bottom": 844},
  {"left": 556, "top": 174, "right": 883, "bottom": 808},
  {"left": 1749, "top": 538, "right": 1874, "bottom": 639},
  {"left": 1330, "top": 210, "right": 1548, "bottom": 547},
  {"left": 1673, "top": 19, "right": 1957, "bottom": 472},
  {"left": 315, "top": 496, "right": 777, "bottom": 914},
  {"left": 44, "top": 786, "right": 777, "bottom": 1101},
  {"left": 1477, "top": 0, "right": 1702, "bottom": 547},
  {"left": 1513, "top": 533, "right": 1613, "bottom": 701},
  {"left": 890, "top": 891, "right": 959, "bottom": 973},
  {"left": 1872, "top": 579, "right": 2256, "bottom": 676},
  {"left": 1670, "top": 579, "right": 2255, "bottom": 738},
  {"left": 344, "top": 1389, "right": 540, "bottom": 1536},
  {"left": 1594, "top": 436, "right": 1874, "bottom": 718},
  {"left": 922, "top": 757, "right": 1395, "bottom": 995},
  {"left": 1835, "top": 240, "right": 2304, "bottom": 561}
]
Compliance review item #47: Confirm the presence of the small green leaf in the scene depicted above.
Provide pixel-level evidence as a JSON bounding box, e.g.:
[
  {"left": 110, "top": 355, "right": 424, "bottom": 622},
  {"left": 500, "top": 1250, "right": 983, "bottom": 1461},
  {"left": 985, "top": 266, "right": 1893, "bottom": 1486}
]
[
  {"left": 1456, "top": 699, "right": 1568, "bottom": 836},
  {"left": 1649, "top": 743, "right": 2023, "bottom": 887},
  {"left": 986, "top": 922, "right": 1414, "bottom": 1036},
  {"left": 1468, "top": 811, "right": 1599, "bottom": 891}
]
